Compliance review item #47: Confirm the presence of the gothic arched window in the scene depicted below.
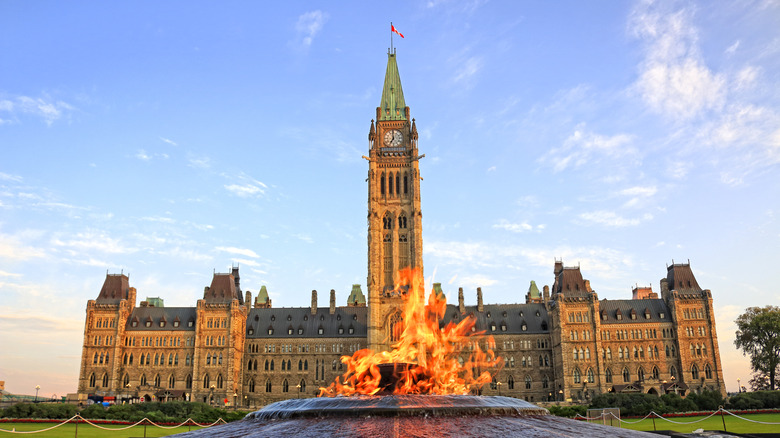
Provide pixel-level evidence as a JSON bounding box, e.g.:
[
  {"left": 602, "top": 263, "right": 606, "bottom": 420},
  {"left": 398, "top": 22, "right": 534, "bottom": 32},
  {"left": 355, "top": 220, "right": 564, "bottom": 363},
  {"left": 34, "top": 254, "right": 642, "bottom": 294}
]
[
  {"left": 605, "top": 368, "right": 613, "bottom": 383},
  {"left": 622, "top": 367, "right": 630, "bottom": 382}
]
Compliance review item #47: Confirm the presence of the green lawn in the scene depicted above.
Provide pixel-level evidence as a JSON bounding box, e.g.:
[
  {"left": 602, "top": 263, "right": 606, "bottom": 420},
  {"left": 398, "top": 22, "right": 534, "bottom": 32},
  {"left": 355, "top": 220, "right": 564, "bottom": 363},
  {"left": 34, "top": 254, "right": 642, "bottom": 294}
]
[
  {"left": 590, "top": 413, "right": 780, "bottom": 434},
  {"left": 0, "top": 422, "right": 211, "bottom": 437}
]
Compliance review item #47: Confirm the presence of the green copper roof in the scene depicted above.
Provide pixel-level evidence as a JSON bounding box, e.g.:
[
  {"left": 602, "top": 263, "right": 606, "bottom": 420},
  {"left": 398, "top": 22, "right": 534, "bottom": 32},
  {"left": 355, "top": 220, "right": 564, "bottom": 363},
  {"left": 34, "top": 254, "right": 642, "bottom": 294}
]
[
  {"left": 379, "top": 52, "right": 406, "bottom": 121},
  {"left": 528, "top": 281, "right": 540, "bottom": 298},
  {"left": 433, "top": 283, "right": 445, "bottom": 300},
  {"left": 146, "top": 297, "right": 164, "bottom": 307},
  {"left": 256, "top": 285, "right": 269, "bottom": 303},
  {"left": 347, "top": 284, "right": 366, "bottom": 305}
]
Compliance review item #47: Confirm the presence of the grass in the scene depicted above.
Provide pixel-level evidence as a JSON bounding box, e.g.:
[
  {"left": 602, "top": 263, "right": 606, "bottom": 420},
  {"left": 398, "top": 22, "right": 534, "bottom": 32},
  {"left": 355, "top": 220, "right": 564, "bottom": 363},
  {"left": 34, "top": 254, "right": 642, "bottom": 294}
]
[
  {"left": 589, "top": 412, "right": 780, "bottom": 434},
  {"left": 0, "top": 422, "right": 210, "bottom": 437}
]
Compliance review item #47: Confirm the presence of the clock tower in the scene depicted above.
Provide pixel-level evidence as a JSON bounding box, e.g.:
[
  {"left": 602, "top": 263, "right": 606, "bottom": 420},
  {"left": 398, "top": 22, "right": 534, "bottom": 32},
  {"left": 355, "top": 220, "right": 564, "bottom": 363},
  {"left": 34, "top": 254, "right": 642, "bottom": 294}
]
[{"left": 366, "top": 50, "right": 424, "bottom": 351}]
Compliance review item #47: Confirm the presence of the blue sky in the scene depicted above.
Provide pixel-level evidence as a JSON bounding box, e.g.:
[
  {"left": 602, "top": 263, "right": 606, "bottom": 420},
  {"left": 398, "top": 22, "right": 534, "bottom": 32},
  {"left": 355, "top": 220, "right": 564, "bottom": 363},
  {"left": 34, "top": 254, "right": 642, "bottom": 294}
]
[{"left": 1, "top": 0, "right": 778, "bottom": 398}]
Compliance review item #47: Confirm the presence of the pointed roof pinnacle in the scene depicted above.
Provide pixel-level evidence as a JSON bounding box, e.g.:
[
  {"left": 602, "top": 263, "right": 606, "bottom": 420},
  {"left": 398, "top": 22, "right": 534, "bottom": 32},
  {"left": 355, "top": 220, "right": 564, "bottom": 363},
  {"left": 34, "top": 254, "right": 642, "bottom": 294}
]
[{"left": 379, "top": 50, "right": 407, "bottom": 121}]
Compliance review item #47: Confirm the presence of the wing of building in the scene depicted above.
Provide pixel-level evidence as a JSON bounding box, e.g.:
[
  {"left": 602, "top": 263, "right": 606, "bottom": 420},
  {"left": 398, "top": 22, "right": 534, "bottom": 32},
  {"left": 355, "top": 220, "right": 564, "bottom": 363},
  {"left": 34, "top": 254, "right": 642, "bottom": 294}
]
[{"left": 77, "top": 50, "right": 726, "bottom": 407}]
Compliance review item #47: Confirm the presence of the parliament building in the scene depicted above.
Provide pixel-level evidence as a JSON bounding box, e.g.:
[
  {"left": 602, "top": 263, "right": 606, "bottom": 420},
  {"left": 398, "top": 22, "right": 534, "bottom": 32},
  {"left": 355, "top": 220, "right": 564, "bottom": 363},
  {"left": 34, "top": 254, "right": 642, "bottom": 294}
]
[{"left": 77, "top": 50, "right": 726, "bottom": 407}]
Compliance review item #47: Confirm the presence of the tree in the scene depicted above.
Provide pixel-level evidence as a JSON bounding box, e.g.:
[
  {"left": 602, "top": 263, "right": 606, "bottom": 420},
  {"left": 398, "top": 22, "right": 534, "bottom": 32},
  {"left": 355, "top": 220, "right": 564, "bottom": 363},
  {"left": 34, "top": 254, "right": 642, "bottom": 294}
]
[{"left": 734, "top": 306, "right": 780, "bottom": 391}]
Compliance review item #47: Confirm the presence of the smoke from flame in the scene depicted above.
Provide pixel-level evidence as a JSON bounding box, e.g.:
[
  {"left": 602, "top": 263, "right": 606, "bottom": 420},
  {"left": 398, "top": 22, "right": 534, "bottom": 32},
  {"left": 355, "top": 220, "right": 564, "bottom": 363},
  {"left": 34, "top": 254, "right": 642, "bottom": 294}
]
[{"left": 319, "top": 267, "right": 503, "bottom": 396}]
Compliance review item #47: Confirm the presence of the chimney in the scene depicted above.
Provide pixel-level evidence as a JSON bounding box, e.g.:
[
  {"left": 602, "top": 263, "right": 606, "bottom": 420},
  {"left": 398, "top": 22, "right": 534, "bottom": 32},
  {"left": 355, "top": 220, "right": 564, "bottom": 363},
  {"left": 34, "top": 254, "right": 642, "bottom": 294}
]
[
  {"left": 543, "top": 285, "right": 550, "bottom": 301},
  {"left": 458, "top": 287, "right": 465, "bottom": 314},
  {"left": 554, "top": 259, "right": 564, "bottom": 276},
  {"left": 477, "top": 287, "right": 484, "bottom": 312},
  {"left": 330, "top": 289, "right": 336, "bottom": 314},
  {"left": 245, "top": 291, "right": 252, "bottom": 309},
  {"left": 311, "top": 290, "right": 317, "bottom": 315}
]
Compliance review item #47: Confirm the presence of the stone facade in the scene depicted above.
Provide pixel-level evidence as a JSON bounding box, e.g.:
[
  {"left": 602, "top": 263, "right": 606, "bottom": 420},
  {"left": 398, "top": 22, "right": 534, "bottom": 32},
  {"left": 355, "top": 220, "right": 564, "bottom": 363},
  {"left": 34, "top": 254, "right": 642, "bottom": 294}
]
[{"left": 77, "top": 50, "right": 726, "bottom": 407}]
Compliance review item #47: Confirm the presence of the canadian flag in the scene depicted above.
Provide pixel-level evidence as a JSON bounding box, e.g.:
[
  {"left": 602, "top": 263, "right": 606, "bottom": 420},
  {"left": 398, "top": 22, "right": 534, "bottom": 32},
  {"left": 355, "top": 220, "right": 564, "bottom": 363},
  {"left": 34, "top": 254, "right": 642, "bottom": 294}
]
[{"left": 391, "top": 24, "right": 404, "bottom": 38}]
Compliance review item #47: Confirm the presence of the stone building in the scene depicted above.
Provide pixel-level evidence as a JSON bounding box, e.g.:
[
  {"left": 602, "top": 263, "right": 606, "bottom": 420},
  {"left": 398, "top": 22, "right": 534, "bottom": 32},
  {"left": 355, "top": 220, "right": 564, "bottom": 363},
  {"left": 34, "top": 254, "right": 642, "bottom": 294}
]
[{"left": 77, "top": 50, "right": 726, "bottom": 407}]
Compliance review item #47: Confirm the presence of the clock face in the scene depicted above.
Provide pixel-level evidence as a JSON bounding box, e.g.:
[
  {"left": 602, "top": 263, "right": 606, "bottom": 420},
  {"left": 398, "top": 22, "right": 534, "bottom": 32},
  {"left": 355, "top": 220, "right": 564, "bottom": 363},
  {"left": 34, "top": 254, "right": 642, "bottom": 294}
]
[{"left": 383, "top": 129, "right": 403, "bottom": 146}]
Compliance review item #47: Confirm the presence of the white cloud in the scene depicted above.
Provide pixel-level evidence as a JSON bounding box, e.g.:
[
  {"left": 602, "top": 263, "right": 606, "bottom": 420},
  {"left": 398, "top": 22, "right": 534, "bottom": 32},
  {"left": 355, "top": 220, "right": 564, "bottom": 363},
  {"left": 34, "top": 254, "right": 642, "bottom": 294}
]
[
  {"left": 578, "top": 211, "right": 653, "bottom": 228},
  {"left": 224, "top": 173, "right": 267, "bottom": 198},
  {"left": 630, "top": 3, "right": 726, "bottom": 119},
  {"left": 293, "top": 233, "right": 313, "bottom": 243},
  {"left": 493, "top": 219, "right": 544, "bottom": 233},
  {"left": 216, "top": 246, "right": 260, "bottom": 258},
  {"left": 618, "top": 186, "right": 657, "bottom": 197},
  {"left": 135, "top": 150, "right": 169, "bottom": 161},
  {"left": 295, "top": 10, "right": 328, "bottom": 48},
  {"left": 187, "top": 155, "right": 211, "bottom": 169},
  {"left": 0, "top": 95, "right": 75, "bottom": 126},
  {"left": 541, "top": 124, "right": 636, "bottom": 172},
  {"left": 725, "top": 40, "right": 740, "bottom": 55},
  {"left": 457, "top": 274, "right": 498, "bottom": 289},
  {"left": 51, "top": 231, "right": 136, "bottom": 254},
  {"left": 0, "top": 233, "right": 46, "bottom": 260},
  {"left": 159, "top": 137, "right": 178, "bottom": 146},
  {"left": 0, "top": 172, "right": 23, "bottom": 182}
]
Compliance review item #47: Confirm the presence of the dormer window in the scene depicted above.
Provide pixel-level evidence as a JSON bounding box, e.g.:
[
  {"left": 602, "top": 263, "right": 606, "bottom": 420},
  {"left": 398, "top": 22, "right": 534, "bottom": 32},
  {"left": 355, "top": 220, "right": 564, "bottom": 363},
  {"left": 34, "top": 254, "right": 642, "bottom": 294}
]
[
  {"left": 521, "top": 323, "right": 527, "bottom": 331},
  {"left": 160, "top": 321, "right": 166, "bottom": 328},
  {"left": 173, "top": 321, "right": 179, "bottom": 328},
  {"left": 132, "top": 321, "right": 138, "bottom": 327},
  {"left": 271, "top": 315, "right": 276, "bottom": 322},
  {"left": 501, "top": 323, "right": 507, "bottom": 332},
  {"left": 298, "top": 328, "right": 304, "bottom": 335},
  {"left": 490, "top": 323, "right": 496, "bottom": 331},
  {"left": 288, "top": 328, "right": 293, "bottom": 335},
  {"left": 287, "top": 315, "right": 292, "bottom": 321},
  {"left": 660, "top": 312, "right": 665, "bottom": 319},
  {"left": 145, "top": 321, "right": 152, "bottom": 327},
  {"left": 536, "top": 311, "right": 540, "bottom": 317},
  {"left": 349, "top": 327, "right": 354, "bottom": 334},
  {"left": 353, "top": 315, "right": 357, "bottom": 320},
  {"left": 645, "top": 312, "right": 651, "bottom": 320},
  {"left": 502, "top": 311, "right": 507, "bottom": 318},
  {"left": 268, "top": 328, "right": 274, "bottom": 335},
  {"left": 338, "top": 327, "right": 344, "bottom": 334},
  {"left": 617, "top": 313, "right": 623, "bottom": 321},
  {"left": 320, "top": 315, "right": 324, "bottom": 321},
  {"left": 487, "top": 312, "right": 491, "bottom": 318},
  {"left": 318, "top": 327, "right": 324, "bottom": 335},
  {"left": 337, "top": 315, "right": 341, "bottom": 321},
  {"left": 248, "top": 328, "right": 254, "bottom": 335},
  {"left": 304, "top": 315, "right": 308, "bottom": 321},
  {"left": 188, "top": 320, "right": 194, "bottom": 327}
]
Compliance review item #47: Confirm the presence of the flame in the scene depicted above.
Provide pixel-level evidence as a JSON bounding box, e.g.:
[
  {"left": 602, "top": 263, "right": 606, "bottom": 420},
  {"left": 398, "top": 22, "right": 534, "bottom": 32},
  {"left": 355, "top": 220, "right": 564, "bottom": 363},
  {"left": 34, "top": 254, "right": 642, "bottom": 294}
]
[{"left": 319, "top": 267, "right": 503, "bottom": 397}]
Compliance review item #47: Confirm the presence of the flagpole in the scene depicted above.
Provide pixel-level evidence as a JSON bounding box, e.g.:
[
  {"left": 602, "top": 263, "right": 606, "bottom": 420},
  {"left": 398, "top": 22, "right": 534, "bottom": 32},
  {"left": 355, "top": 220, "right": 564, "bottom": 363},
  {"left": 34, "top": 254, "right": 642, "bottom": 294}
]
[{"left": 390, "top": 21, "right": 393, "bottom": 53}]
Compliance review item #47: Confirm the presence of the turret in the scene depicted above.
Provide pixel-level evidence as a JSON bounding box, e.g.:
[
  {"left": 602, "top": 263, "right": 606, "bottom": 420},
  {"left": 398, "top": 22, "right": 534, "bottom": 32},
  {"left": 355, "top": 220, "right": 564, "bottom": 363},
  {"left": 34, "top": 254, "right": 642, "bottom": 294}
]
[
  {"left": 458, "top": 287, "right": 465, "bottom": 314},
  {"left": 477, "top": 287, "right": 484, "bottom": 312},
  {"left": 311, "top": 290, "right": 317, "bottom": 315},
  {"left": 330, "top": 289, "right": 336, "bottom": 314}
]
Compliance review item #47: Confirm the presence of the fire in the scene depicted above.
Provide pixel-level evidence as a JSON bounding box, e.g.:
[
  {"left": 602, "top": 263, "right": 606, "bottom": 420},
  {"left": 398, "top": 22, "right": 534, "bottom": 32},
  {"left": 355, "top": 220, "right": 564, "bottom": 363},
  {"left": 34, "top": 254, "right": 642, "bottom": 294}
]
[{"left": 319, "top": 267, "right": 503, "bottom": 397}]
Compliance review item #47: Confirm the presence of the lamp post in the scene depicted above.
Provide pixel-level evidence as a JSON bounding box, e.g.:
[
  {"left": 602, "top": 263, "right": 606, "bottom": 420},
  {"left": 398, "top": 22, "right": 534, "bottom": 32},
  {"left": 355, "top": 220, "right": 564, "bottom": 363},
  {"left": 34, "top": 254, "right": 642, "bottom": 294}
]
[
  {"left": 244, "top": 395, "right": 248, "bottom": 408},
  {"left": 496, "top": 381, "right": 502, "bottom": 397},
  {"left": 35, "top": 385, "right": 40, "bottom": 402},
  {"left": 558, "top": 389, "right": 563, "bottom": 402},
  {"left": 233, "top": 392, "right": 237, "bottom": 409},
  {"left": 210, "top": 385, "right": 215, "bottom": 406},
  {"left": 548, "top": 392, "right": 552, "bottom": 402},
  {"left": 737, "top": 378, "right": 741, "bottom": 393},
  {"left": 296, "top": 384, "right": 301, "bottom": 399}
]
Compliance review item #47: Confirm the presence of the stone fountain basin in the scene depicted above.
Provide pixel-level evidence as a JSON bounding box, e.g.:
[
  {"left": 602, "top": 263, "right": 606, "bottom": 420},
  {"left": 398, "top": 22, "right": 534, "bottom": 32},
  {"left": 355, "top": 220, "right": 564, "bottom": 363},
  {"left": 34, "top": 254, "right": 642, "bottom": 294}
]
[{"left": 175, "top": 395, "right": 656, "bottom": 437}]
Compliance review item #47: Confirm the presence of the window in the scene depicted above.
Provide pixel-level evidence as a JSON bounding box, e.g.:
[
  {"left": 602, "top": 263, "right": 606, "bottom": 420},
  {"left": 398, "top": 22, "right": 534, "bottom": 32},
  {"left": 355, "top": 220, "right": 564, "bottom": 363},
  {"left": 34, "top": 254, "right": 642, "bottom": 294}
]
[
  {"left": 691, "top": 364, "right": 699, "bottom": 380},
  {"left": 623, "top": 367, "right": 630, "bottom": 382},
  {"left": 169, "top": 375, "right": 175, "bottom": 388},
  {"left": 705, "top": 364, "right": 713, "bottom": 379},
  {"left": 217, "top": 374, "right": 223, "bottom": 389},
  {"left": 605, "top": 368, "right": 612, "bottom": 383},
  {"left": 652, "top": 366, "right": 660, "bottom": 380},
  {"left": 186, "top": 375, "right": 192, "bottom": 389},
  {"left": 249, "top": 379, "right": 255, "bottom": 393},
  {"left": 525, "top": 375, "right": 532, "bottom": 389},
  {"left": 300, "top": 379, "right": 306, "bottom": 393},
  {"left": 140, "top": 375, "right": 147, "bottom": 386},
  {"left": 266, "top": 380, "right": 272, "bottom": 392},
  {"left": 154, "top": 374, "right": 161, "bottom": 387},
  {"left": 282, "top": 379, "right": 289, "bottom": 393},
  {"left": 89, "top": 373, "right": 96, "bottom": 387},
  {"left": 507, "top": 375, "right": 514, "bottom": 390},
  {"left": 638, "top": 367, "right": 645, "bottom": 382},
  {"left": 573, "top": 368, "right": 581, "bottom": 384},
  {"left": 587, "top": 368, "right": 595, "bottom": 383}
]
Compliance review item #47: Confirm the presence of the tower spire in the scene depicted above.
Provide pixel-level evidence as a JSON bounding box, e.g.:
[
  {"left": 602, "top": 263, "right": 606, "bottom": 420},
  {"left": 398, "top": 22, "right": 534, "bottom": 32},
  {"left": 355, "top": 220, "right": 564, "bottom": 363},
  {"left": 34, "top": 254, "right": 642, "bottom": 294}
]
[{"left": 379, "top": 51, "right": 406, "bottom": 121}]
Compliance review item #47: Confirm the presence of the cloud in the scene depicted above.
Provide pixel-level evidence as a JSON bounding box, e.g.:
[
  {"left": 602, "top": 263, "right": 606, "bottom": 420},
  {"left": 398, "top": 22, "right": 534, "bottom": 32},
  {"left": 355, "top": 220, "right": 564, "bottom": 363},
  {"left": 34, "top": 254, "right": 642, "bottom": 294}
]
[
  {"left": 187, "top": 154, "right": 211, "bottom": 169},
  {"left": 578, "top": 211, "right": 653, "bottom": 228},
  {"left": 135, "top": 149, "right": 169, "bottom": 161},
  {"left": 724, "top": 40, "right": 740, "bottom": 55},
  {"left": 224, "top": 173, "right": 267, "bottom": 198},
  {"left": 540, "top": 124, "right": 636, "bottom": 172},
  {"left": 618, "top": 185, "right": 657, "bottom": 208},
  {"left": 51, "top": 231, "right": 137, "bottom": 254},
  {"left": 0, "top": 233, "right": 46, "bottom": 260},
  {"left": 0, "top": 172, "right": 23, "bottom": 182},
  {"left": 159, "top": 137, "right": 178, "bottom": 146},
  {"left": 493, "top": 219, "right": 544, "bottom": 233},
  {"left": 293, "top": 233, "right": 313, "bottom": 243},
  {"left": 295, "top": 10, "right": 328, "bottom": 48},
  {"left": 216, "top": 246, "right": 260, "bottom": 258},
  {"left": 0, "top": 95, "right": 75, "bottom": 126},
  {"left": 630, "top": 3, "right": 726, "bottom": 120}
]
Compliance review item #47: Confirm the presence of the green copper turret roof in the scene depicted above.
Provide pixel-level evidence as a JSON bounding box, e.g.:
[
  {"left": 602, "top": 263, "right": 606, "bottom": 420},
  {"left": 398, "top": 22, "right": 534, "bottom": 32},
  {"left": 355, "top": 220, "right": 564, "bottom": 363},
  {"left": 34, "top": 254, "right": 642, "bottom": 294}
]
[
  {"left": 347, "top": 284, "right": 366, "bottom": 306},
  {"left": 256, "top": 285, "right": 269, "bottom": 303},
  {"left": 433, "top": 283, "right": 445, "bottom": 301},
  {"left": 528, "top": 281, "right": 540, "bottom": 298},
  {"left": 379, "top": 51, "right": 406, "bottom": 121}
]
